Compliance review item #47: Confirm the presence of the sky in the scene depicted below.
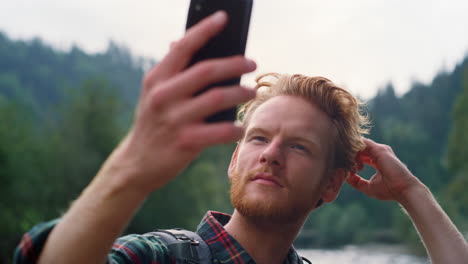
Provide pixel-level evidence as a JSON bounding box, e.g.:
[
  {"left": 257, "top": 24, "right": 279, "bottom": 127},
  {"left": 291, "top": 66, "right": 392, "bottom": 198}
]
[{"left": 1, "top": 0, "right": 468, "bottom": 99}]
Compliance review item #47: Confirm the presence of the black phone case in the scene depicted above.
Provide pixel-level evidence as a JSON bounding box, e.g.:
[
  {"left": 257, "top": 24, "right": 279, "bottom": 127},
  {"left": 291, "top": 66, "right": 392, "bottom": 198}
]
[{"left": 186, "top": 0, "right": 253, "bottom": 122}]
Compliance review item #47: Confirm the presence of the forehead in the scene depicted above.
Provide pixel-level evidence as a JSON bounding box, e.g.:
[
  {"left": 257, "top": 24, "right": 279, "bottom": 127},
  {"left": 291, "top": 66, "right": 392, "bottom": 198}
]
[{"left": 246, "top": 95, "right": 334, "bottom": 151}]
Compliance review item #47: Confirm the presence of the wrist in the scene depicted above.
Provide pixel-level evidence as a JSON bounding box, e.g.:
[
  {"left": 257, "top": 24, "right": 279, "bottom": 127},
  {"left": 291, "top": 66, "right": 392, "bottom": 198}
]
[
  {"left": 397, "top": 181, "right": 431, "bottom": 209},
  {"left": 91, "top": 136, "right": 153, "bottom": 200}
]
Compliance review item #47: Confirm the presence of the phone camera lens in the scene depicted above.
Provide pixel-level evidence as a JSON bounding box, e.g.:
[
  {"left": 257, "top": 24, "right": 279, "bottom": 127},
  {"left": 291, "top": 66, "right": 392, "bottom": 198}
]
[{"left": 195, "top": 4, "right": 202, "bottom": 11}]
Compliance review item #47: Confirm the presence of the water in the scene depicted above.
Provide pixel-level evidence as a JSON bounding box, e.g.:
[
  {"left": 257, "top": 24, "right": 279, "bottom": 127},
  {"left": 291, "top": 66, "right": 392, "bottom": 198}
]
[{"left": 298, "top": 244, "right": 428, "bottom": 264}]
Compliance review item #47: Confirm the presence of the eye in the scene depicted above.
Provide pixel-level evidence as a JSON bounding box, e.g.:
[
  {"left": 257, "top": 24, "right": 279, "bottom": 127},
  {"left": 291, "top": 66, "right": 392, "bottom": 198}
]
[
  {"left": 291, "top": 144, "right": 308, "bottom": 152},
  {"left": 252, "top": 136, "right": 268, "bottom": 143}
]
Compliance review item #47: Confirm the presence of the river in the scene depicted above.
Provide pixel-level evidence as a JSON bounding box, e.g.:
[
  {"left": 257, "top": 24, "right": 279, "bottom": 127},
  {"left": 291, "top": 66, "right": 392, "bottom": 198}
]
[{"left": 298, "top": 244, "right": 428, "bottom": 264}]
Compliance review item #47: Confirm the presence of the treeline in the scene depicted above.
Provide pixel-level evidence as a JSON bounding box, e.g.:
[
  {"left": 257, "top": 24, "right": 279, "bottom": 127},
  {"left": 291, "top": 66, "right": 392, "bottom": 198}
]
[{"left": 1, "top": 31, "right": 467, "bottom": 261}]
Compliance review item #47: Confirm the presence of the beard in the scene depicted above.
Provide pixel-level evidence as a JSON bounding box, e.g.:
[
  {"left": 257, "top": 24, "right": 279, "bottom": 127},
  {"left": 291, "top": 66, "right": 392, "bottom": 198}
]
[{"left": 230, "top": 166, "right": 314, "bottom": 225}]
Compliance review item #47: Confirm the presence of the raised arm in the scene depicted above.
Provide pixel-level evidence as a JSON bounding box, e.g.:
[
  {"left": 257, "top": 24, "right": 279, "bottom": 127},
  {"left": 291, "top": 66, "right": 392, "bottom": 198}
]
[
  {"left": 36, "top": 11, "right": 257, "bottom": 264},
  {"left": 347, "top": 138, "right": 468, "bottom": 264}
]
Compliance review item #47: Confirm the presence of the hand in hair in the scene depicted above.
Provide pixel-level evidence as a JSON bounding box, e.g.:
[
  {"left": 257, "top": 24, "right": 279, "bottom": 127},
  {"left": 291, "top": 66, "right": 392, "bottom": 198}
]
[
  {"left": 347, "top": 138, "right": 468, "bottom": 264},
  {"left": 346, "top": 138, "right": 422, "bottom": 202}
]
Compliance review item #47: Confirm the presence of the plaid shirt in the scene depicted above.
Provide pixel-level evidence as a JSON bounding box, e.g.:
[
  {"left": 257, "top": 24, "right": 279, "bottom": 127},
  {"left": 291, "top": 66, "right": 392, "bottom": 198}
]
[{"left": 14, "top": 211, "right": 306, "bottom": 264}]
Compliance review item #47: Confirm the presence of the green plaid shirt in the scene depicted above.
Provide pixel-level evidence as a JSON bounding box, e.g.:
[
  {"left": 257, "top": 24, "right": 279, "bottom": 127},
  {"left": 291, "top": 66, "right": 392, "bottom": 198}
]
[{"left": 15, "top": 211, "right": 306, "bottom": 264}]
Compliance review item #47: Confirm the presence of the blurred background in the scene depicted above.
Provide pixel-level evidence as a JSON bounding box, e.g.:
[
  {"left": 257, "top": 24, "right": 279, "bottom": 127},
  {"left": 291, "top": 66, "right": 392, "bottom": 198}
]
[{"left": 1, "top": 0, "right": 468, "bottom": 263}]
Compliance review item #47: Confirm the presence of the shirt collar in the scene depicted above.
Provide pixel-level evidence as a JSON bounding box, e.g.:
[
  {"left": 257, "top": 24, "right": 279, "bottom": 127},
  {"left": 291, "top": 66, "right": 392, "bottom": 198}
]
[{"left": 196, "top": 211, "right": 304, "bottom": 264}]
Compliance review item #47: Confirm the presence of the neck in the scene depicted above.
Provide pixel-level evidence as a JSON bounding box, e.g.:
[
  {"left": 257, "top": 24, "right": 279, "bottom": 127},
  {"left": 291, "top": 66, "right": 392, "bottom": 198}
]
[{"left": 224, "top": 210, "right": 305, "bottom": 264}]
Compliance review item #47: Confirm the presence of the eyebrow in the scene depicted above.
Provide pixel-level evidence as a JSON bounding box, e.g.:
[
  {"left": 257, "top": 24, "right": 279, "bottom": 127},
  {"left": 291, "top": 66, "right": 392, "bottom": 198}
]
[{"left": 245, "top": 127, "right": 270, "bottom": 138}]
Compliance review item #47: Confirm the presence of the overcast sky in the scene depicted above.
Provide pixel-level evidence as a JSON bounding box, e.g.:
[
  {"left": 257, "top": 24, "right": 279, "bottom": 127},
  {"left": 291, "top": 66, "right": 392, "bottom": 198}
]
[{"left": 1, "top": 0, "right": 468, "bottom": 98}]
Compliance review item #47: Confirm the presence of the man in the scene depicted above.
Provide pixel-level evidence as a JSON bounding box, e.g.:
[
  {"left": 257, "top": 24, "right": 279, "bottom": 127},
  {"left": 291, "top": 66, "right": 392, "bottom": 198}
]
[{"left": 15, "top": 11, "right": 468, "bottom": 264}]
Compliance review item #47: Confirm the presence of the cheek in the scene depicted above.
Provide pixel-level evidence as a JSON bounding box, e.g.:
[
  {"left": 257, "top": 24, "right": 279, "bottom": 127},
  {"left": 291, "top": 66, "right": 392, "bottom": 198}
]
[
  {"left": 230, "top": 155, "right": 253, "bottom": 181},
  {"left": 294, "top": 174, "right": 321, "bottom": 194},
  {"left": 290, "top": 171, "right": 325, "bottom": 206},
  {"left": 289, "top": 159, "right": 326, "bottom": 189},
  {"left": 236, "top": 147, "right": 258, "bottom": 167}
]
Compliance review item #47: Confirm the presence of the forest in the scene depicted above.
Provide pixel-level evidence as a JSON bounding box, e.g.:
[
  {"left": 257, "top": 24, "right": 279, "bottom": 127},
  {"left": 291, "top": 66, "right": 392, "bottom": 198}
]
[{"left": 1, "top": 31, "right": 467, "bottom": 262}]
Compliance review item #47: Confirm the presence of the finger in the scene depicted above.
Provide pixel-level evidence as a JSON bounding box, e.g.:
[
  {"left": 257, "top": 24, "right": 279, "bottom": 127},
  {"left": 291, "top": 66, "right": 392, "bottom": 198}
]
[
  {"left": 144, "top": 57, "right": 255, "bottom": 123},
  {"left": 355, "top": 151, "right": 375, "bottom": 169},
  {"left": 145, "top": 11, "right": 228, "bottom": 88},
  {"left": 176, "top": 86, "right": 256, "bottom": 122},
  {"left": 346, "top": 172, "right": 371, "bottom": 195},
  {"left": 163, "top": 55, "right": 256, "bottom": 98},
  {"left": 354, "top": 151, "right": 365, "bottom": 170},
  {"left": 363, "top": 138, "right": 393, "bottom": 155},
  {"left": 362, "top": 138, "right": 395, "bottom": 164},
  {"left": 362, "top": 138, "right": 380, "bottom": 153},
  {"left": 359, "top": 152, "right": 378, "bottom": 168},
  {"left": 177, "top": 122, "right": 244, "bottom": 150},
  {"left": 144, "top": 56, "right": 255, "bottom": 109}
]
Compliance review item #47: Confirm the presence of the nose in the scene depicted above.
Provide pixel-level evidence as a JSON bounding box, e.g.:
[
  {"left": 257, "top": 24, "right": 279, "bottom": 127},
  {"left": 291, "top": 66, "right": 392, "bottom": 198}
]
[{"left": 259, "top": 139, "right": 284, "bottom": 168}]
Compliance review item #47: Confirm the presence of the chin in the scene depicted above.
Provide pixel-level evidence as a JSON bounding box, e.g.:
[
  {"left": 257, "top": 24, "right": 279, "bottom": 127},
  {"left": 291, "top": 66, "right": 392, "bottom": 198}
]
[
  {"left": 231, "top": 190, "right": 310, "bottom": 224},
  {"left": 229, "top": 170, "right": 313, "bottom": 224}
]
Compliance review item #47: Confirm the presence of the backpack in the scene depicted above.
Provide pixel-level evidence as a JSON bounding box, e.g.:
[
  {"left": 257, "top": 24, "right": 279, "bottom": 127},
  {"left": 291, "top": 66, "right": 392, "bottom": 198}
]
[
  {"left": 152, "top": 229, "right": 312, "bottom": 264},
  {"left": 151, "top": 228, "right": 212, "bottom": 264}
]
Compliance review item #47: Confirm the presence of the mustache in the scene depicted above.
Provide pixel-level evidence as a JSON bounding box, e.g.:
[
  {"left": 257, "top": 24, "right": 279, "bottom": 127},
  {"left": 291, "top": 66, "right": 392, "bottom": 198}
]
[
  {"left": 247, "top": 165, "right": 274, "bottom": 180},
  {"left": 249, "top": 165, "right": 288, "bottom": 188}
]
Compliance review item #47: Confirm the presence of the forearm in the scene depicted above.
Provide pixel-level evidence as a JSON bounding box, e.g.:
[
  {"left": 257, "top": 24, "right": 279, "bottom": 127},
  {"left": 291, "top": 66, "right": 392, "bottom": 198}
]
[
  {"left": 38, "top": 145, "right": 150, "bottom": 264},
  {"left": 400, "top": 184, "right": 468, "bottom": 264}
]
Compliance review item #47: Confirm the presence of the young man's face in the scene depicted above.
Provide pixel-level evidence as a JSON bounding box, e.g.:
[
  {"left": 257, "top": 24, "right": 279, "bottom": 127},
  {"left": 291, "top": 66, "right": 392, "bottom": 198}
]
[{"left": 229, "top": 95, "right": 340, "bottom": 223}]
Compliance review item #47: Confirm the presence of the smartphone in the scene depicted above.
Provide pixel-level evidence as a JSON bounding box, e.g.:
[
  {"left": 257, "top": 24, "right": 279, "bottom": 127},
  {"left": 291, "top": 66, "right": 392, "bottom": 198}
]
[{"left": 186, "top": 0, "right": 253, "bottom": 123}]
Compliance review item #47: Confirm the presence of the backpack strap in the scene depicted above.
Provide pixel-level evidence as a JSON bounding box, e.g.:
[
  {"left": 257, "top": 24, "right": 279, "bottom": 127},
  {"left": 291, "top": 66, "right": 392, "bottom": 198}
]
[
  {"left": 151, "top": 228, "right": 212, "bottom": 264},
  {"left": 301, "top": 256, "right": 312, "bottom": 264}
]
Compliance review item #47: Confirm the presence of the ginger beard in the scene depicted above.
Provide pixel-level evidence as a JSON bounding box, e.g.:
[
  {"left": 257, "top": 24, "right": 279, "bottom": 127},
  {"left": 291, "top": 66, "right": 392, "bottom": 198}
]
[{"left": 229, "top": 165, "right": 319, "bottom": 224}]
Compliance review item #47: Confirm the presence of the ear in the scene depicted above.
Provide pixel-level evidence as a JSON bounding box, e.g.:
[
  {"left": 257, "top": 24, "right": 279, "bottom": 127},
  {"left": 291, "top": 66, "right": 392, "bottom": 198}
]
[
  {"left": 228, "top": 144, "right": 241, "bottom": 181},
  {"left": 321, "top": 169, "right": 346, "bottom": 203}
]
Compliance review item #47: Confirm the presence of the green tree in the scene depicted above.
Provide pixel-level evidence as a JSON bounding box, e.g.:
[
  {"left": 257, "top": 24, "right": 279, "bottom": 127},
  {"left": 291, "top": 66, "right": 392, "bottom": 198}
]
[
  {"left": 0, "top": 95, "right": 42, "bottom": 262},
  {"left": 444, "top": 68, "right": 468, "bottom": 222},
  {"left": 42, "top": 77, "right": 126, "bottom": 211},
  {"left": 447, "top": 69, "right": 468, "bottom": 176}
]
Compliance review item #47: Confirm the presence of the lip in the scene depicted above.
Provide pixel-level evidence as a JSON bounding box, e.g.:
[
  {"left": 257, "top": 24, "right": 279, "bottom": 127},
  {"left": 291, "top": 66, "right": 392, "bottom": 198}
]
[{"left": 252, "top": 172, "right": 284, "bottom": 188}]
